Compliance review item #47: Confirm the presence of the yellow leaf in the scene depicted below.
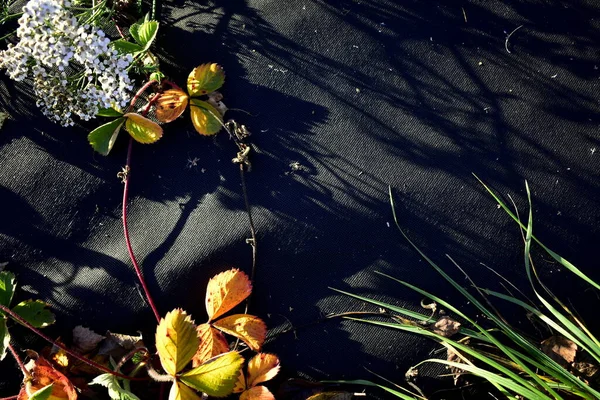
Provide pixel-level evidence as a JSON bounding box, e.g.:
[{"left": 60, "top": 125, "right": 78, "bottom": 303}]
[
  {"left": 192, "top": 323, "right": 230, "bottom": 367},
  {"left": 240, "top": 386, "right": 275, "bottom": 400},
  {"left": 180, "top": 351, "right": 244, "bottom": 397},
  {"left": 233, "top": 370, "right": 246, "bottom": 393},
  {"left": 187, "top": 63, "right": 225, "bottom": 97},
  {"left": 189, "top": 99, "right": 223, "bottom": 136},
  {"left": 155, "top": 309, "right": 199, "bottom": 376},
  {"left": 52, "top": 349, "right": 69, "bottom": 368},
  {"left": 205, "top": 269, "right": 252, "bottom": 321},
  {"left": 169, "top": 381, "right": 203, "bottom": 400},
  {"left": 155, "top": 89, "right": 189, "bottom": 123},
  {"left": 246, "top": 353, "right": 280, "bottom": 387},
  {"left": 213, "top": 314, "right": 266, "bottom": 351},
  {"left": 124, "top": 113, "right": 163, "bottom": 144}
]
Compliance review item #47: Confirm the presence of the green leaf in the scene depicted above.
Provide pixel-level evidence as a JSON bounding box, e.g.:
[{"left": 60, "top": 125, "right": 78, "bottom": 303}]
[
  {"left": 110, "top": 39, "right": 143, "bottom": 54},
  {"left": 0, "top": 271, "right": 16, "bottom": 308},
  {"left": 12, "top": 299, "right": 55, "bottom": 328},
  {"left": 123, "top": 113, "right": 163, "bottom": 144},
  {"left": 88, "top": 118, "right": 126, "bottom": 156},
  {"left": 91, "top": 373, "right": 141, "bottom": 400},
  {"left": 189, "top": 99, "right": 223, "bottom": 136},
  {"left": 29, "top": 384, "right": 54, "bottom": 400},
  {"left": 97, "top": 108, "right": 124, "bottom": 117},
  {"left": 130, "top": 20, "right": 158, "bottom": 51},
  {"left": 0, "top": 318, "right": 9, "bottom": 361},
  {"left": 187, "top": 63, "right": 225, "bottom": 96},
  {"left": 180, "top": 352, "right": 244, "bottom": 397}
]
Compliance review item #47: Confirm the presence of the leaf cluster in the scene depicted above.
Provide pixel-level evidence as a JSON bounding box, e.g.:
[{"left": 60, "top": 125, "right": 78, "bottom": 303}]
[{"left": 152, "top": 268, "right": 277, "bottom": 400}]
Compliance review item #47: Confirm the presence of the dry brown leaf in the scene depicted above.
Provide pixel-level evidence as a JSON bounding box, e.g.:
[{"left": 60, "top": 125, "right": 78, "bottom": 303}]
[
  {"left": 212, "top": 314, "right": 266, "bottom": 351},
  {"left": 17, "top": 357, "right": 77, "bottom": 400},
  {"left": 446, "top": 347, "right": 465, "bottom": 386},
  {"left": 246, "top": 353, "right": 280, "bottom": 387},
  {"left": 155, "top": 89, "right": 189, "bottom": 123},
  {"left": 192, "top": 323, "right": 230, "bottom": 367},
  {"left": 207, "top": 91, "right": 228, "bottom": 116},
  {"left": 541, "top": 336, "right": 578, "bottom": 366},
  {"left": 205, "top": 269, "right": 252, "bottom": 321},
  {"left": 72, "top": 326, "right": 105, "bottom": 354},
  {"left": 98, "top": 331, "right": 143, "bottom": 357},
  {"left": 240, "top": 386, "right": 275, "bottom": 400},
  {"left": 573, "top": 362, "right": 599, "bottom": 378},
  {"left": 432, "top": 316, "right": 461, "bottom": 337}
]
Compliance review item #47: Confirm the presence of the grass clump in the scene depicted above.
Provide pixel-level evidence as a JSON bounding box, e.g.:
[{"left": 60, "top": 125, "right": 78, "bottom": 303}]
[{"left": 332, "top": 178, "right": 600, "bottom": 399}]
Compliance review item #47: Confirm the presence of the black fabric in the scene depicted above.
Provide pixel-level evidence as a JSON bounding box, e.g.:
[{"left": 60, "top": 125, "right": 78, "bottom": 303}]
[{"left": 1, "top": 0, "right": 600, "bottom": 397}]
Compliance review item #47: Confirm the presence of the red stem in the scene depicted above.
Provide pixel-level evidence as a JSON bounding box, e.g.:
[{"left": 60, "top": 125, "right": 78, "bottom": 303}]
[
  {"left": 0, "top": 305, "right": 143, "bottom": 381},
  {"left": 128, "top": 80, "right": 157, "bottom": 113},
  {"left": 0, "top": 396, "right": 18, "bottom": 400},
  {"left": 119, "top": 80, "right": 162, "bottom": 322},
  {"left": 8, "top": 342, "right": 29, "bottom": 379},
  {"left": 122, "top": 138, "right": 161, "bottom": 323}
]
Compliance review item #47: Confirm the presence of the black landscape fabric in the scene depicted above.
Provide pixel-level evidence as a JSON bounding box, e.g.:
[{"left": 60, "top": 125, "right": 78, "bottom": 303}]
[{"left": 1, "top": 0, "right": 600, "bottom": 397}]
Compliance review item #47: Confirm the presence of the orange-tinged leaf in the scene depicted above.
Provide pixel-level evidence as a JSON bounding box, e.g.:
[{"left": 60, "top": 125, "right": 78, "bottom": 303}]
[
  {"left": 155, "top": 89, "right": 189, "bottom": 123},
  {"left": 189, "top": 99, "right": 223, "bottom": 136},
  {"left": 240, "top": 386, "right": 275, "bottom": 400},
  {"left": 246, "top": 353, "right": 280, "bottom": 387},
  {"left": 213, "top": 314, "right": 266, "bottom": 351},
  {"left": 156, "top": 309, "right": 199, "bottom": 376},
  {"left": 233, "top": 370, "right": 246, "bottom": 393},
  {"left": 124, "top": 113, "right": 163, "bottom": 144},
  {"left": 169, "top": 381, "right": 202, "bottom": 400},
  {"left": 205, "top": 269, "right": 252, "bottom": 321},
  {"left": 192, "top": 323, "right": 230, "bottom": 367},
  {"left": 17, "top": 357, "right": 77, "bottom": 400},
  {"left": 187, "top": 63, "right": 225, "bottom": 97}
]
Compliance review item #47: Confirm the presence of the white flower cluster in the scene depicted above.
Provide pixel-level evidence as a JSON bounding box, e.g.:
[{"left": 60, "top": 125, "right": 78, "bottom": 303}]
[{"left": 0, "top": 0, "right": 134, "bottom": 126}]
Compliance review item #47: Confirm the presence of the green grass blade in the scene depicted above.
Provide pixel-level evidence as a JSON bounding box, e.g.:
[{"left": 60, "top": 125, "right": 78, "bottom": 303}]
[
  {"left": 425, "top": 359, "right": 550, "bottom": 400},
  {"left": 329, "top": 287, "right": 431, "bottom": 322},
  {"left": 474, "top": 175, "right": 600, "bottom": 291},
  {"left": 322, "top": 379, "right": 422, "bottom": 399},
  {"left": 485, "top": 289, "right": 600, "bottom": 365},
  {"left": 345, "top": 317, "right": 552, "bottom": 399}
]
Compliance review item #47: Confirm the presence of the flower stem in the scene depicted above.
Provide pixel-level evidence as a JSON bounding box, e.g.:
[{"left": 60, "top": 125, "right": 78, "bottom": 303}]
[
  {"left": 0, "top": 305, "right": 143, "bottom": 380},
  {"left": 119, "top": 80, "right": 162, "bottom": 322},
  {"left": 122, "top": 138, "right": 161, "bottom": 323}
]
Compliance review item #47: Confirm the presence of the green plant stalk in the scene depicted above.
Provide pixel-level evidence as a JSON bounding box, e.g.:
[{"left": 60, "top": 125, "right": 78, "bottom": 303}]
[
  {"left": 474, "top": 175, "right": 600, "bottom": 291},
  {"left": 521, "top": 184, "right": 600, "bottom": 359}
]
